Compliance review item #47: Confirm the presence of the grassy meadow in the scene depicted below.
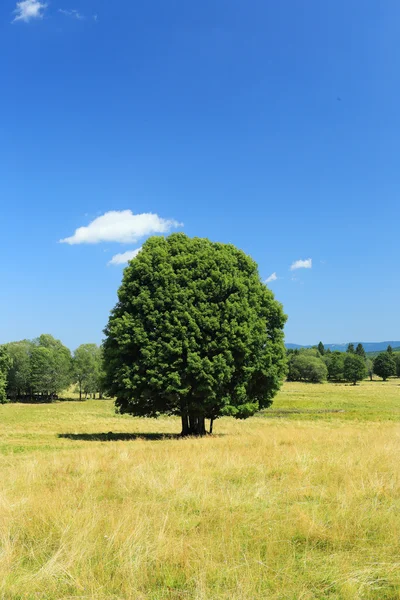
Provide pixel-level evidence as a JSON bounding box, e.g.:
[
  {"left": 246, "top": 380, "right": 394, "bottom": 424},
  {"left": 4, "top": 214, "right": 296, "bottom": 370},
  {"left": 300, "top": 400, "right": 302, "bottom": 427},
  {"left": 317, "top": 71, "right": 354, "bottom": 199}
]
[{"left": 1, "top": 380, "right": 400, "bottom": 599}]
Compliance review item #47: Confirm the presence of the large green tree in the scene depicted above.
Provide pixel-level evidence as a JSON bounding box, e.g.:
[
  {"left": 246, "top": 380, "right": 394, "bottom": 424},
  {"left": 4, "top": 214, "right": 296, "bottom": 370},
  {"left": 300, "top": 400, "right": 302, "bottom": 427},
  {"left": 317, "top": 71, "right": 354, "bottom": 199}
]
[
  {"left": 373, "top": 353, "right": 396, "bottom": 381},
  {"left": 343, "top": 354, "right": 367, "bottom": 385},
  {"left": 103, "top": 234, "right": 287, "bottom": 435}
]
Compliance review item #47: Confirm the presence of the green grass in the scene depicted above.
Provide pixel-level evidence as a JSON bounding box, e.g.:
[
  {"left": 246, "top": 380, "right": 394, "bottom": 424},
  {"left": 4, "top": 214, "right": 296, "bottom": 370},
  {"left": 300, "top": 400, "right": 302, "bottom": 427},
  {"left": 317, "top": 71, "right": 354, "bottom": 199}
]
[
  {"left": 0, "top": 380, "right": 400, "bottom": 599},
  {"left": 266, "top": 378, "right": 400, "bottom": 421}
]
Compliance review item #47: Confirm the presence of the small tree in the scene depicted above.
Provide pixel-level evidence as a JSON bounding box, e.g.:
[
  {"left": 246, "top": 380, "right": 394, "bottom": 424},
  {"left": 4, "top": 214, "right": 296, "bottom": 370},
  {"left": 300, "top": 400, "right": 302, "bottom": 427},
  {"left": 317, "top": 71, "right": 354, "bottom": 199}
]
[
  {"left": 387, "top": 345, "right": 393, "bottom": 354},
  {"left": 30, "top": 336, "right": 72, "bottom": 399},
  {"left": 365, "top": 358, "right": 374, "bottom": 381},
  {"left": 0, "top": 347, "right": 12, "bottom": 404},
  {"left": 346, "top": 343, "right": 355, "bottom": 354},
  {"left": 73, "top": 344, "right": 102, "bottom": 400},
  {"left": 288, "top": 354, "right": 328, "bottom": 383},
  {"left": 393, "top": 354, "right": 400, "bottom": 378},
  {"left": 317, "top": 341, "right": 325, "bottom": 356},
  {"left": 34, "top": 334, "right": 72, "bottom": 394},
  {"left": 373, "top": 353, "right": 396, "bottom": 381},
  {"left": 355, "top": 343, "right": 366, "bottom": 359},
  {"left": 103, "top": 234, "right": 287, "bottom": 435},
  {"left": 343, "top": 354, "right": 367, "bottom": 385},
  {"left": 30, "top": 347, "right": 54, "bottom": 397},
  {"left": 324, "top": 351, "right": 345, "bottom": 381},
  {"left": 5, "top": 340, "right": 32, "bottom": 400}
]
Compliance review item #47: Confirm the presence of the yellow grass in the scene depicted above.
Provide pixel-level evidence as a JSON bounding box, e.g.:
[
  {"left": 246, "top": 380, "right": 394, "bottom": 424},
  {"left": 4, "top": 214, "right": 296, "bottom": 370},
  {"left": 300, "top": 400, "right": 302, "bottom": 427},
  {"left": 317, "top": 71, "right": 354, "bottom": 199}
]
[{"left": 1, "top": 381, "right": 400, "bottom": 599}]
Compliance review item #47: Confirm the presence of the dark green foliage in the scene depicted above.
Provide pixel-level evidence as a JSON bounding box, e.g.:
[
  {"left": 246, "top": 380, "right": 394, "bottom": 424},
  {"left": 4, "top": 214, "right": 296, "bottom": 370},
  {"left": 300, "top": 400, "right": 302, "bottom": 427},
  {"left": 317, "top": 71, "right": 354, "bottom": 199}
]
[
  {"left": 287, "top": 354, "right": 328, "bottom": 383},
  {"left": 387, "top": 345, "right": 393, "bottom": 354},
  {"left": 355, "top": 343, "right": 366, "bottom": 359},
  {"left": 346, "top": 343, "right": 355, "bottom": 354},
  {"left": 103, "top": 233, "right": 287, "bottom": 435},
  {"left": 373, "top": 353, "right": 396, "bottom": 381},
  {"left": 317, "top": 342, "right": 325, "bottom": 355},
  {"left": 343, "top": 354, "right": 367, "bottom": 385},
  {"left": 0, "top": 347, "right": 12, "bottom": 404},
  {"left": 324, "top": 351, "right": 345, "bottom": 381}
]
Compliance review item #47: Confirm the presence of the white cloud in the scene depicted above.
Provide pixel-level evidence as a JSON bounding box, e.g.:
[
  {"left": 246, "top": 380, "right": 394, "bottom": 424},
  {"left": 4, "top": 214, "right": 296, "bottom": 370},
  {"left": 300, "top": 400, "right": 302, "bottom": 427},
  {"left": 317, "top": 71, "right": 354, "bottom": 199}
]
[
  {"left": 290, "top": 258, "right": 312, "bottom": 271},
  {"left": 59, "top": 8, "right": 84, "bottom": 19},
  {"left": 265, "top": 272, "right": 277, "bottom": 283},
  {"left": 60, "top": 210, "right": 182, "bottom": 245},
  {"left": 13, "top": 0, "right": 47, "bottom": 22},
  {"left": 108, "top": 248, "right": 142, "bottom": 266}
]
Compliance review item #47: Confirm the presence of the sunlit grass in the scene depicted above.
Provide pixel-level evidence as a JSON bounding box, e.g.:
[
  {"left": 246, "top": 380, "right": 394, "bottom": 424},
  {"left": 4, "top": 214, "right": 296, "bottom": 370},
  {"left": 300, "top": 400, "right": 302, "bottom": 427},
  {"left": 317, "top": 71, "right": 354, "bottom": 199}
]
[{"left": 0, "top": 380, "right": 399, "bottom": 598}]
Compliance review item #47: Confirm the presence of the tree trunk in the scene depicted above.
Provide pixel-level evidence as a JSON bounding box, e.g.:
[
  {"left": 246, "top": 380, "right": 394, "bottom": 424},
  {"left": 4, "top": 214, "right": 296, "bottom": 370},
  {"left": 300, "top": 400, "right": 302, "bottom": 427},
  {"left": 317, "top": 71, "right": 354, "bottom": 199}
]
[
  {"left": 209, "top": 418, "right": 214, "bottom": 434},
  {"left": 181, "top": 411, "right": 190, "bottom": 436},
  {"left": 198, "top": 417, "right": 206, "bottom": 436},
  {"left": 188, "top": 414, "right": 206, "bottom": 436},
  {"left": 79, "top": 383, "right": 82, "bottom": 401},
  {"left": 189, "top": 413, "right": 196, "bottom": 434},
  {"left": 180, "top": 412, "right": 208, "bottom": 436}
]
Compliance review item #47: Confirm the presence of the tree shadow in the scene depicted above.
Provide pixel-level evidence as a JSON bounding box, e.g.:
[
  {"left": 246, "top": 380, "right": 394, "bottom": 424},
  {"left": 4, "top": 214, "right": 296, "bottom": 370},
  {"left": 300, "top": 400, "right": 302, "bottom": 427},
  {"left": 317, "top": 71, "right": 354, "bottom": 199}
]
[
  {"left": 10, "top": 396, "right": 86, "bottom": 404},
  {"left": 59, "top": 431, "right": 224, "bottom": 442},
  {"left": 58, "top": 432, "right": 182, "bottom": 442}
]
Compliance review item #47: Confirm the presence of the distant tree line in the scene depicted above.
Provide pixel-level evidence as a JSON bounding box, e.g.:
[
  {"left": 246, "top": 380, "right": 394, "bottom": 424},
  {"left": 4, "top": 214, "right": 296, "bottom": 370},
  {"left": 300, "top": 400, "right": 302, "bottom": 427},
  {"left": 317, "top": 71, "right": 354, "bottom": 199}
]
[
  {"left": 0, "top": 334, "right": 104, "bottom": 403},
  {"left": 287, "top": 343, "right": 400, "bottom": 385}
]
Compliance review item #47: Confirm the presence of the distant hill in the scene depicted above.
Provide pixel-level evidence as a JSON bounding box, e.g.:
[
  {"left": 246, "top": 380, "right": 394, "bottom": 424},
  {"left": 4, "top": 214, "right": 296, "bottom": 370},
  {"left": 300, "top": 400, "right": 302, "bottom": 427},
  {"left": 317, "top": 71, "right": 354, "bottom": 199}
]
[{"left": 286, "top": 341, "right": 400, "bottom": 353}]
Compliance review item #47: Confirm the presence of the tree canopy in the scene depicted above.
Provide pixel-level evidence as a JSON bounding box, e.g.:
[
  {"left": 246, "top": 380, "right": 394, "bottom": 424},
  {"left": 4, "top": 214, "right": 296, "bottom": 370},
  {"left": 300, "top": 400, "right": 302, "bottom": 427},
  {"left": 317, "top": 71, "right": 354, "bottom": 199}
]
[
  {"left": 103, "top": 233, "right": 287, "bottom": 435},
  {"left": 31, "top": 335, "right": 72, "bottom": 397},
  {"left": 73, "top": 344, "right": 103, "bottom": 400},
  {"left": 287, "top": 352, "right": 328, "bottom": 383},
  {"left": 395, "top": 354, "right": 400, "bottom": 378},
  {"left": 355, "top": 343, "right": 366, "bottom": 359},
  {"left": 373, "top": 352, "right": 396, "bottom": 381},
  {"left": 5, "top": 340, "right": 32, "bottom": 400},
  {"left": 324, "top": 351, "right": 345, "bottom": 381},
  {"left": 4, "top": 335, "right": 72, "bottom": 401},
  {"left": 343, "top": 354, "right": 367, "bottom": 385}
]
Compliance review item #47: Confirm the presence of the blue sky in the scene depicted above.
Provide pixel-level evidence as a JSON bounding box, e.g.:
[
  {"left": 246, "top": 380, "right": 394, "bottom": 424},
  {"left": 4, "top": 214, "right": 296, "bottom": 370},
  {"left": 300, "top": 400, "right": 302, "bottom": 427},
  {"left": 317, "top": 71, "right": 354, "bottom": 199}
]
[{"left": 1, "top": 0, "right": 399, "bottom": 349}]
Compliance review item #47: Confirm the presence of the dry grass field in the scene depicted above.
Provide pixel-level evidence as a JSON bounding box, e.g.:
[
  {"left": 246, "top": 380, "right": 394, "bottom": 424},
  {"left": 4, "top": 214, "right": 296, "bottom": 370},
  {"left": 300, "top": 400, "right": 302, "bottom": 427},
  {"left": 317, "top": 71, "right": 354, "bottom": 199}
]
[{"left": 0, "top": 380, "right": 400, "bottom": 599}]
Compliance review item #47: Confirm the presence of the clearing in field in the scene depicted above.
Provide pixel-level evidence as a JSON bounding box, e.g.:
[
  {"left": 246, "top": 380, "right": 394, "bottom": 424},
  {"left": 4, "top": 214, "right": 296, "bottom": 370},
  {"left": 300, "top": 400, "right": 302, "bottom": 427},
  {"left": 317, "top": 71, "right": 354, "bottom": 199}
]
[{"left": 1, "top": 380, "right": 400, "bottom": 599}]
